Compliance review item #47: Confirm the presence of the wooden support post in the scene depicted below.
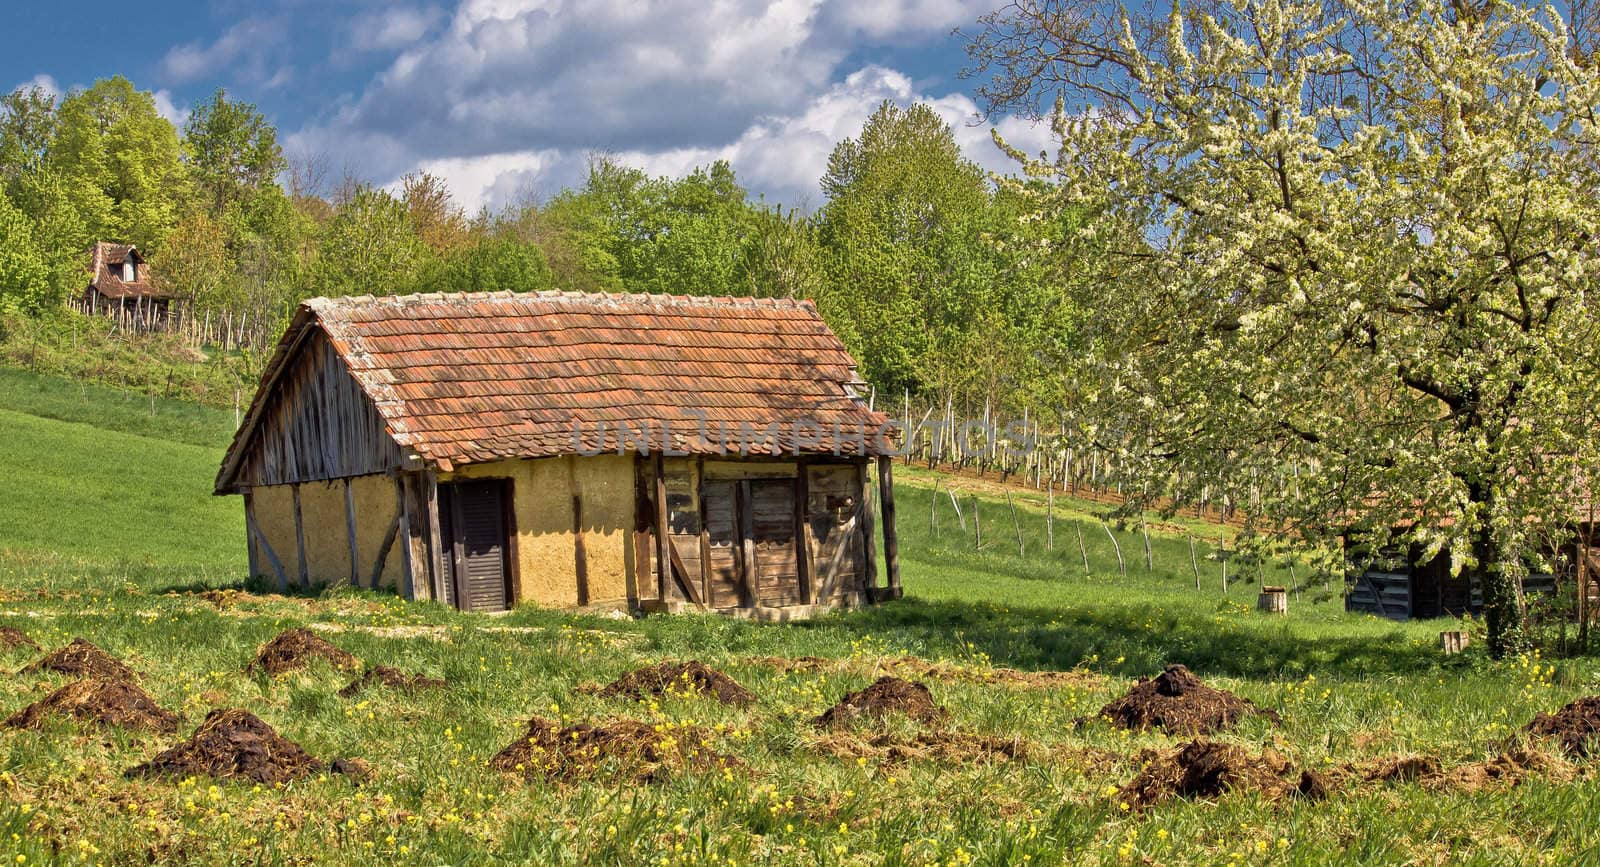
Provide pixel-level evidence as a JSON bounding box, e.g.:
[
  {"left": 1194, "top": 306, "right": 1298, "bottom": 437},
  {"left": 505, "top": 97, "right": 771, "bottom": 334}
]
[
  {"left": 876, "top": 456, "right": 900, "bottom": 599},
  {"left": 737, "top": 479, "right": 759, "bottom": 606},
  {"left": 1046, "top": 482, "right": 1054, "bottom": 551},
  {"left": 424, "top": 473, "right": 447, "bottom": 605},
  {"left": 344, "top": 478, "right": 361, "bottom": 588},
  {"left": 653, "top": 453, "right": 671, "bottom": 602},
  {"left": 369, "top": 509, "right": 401, "bottom": 590},
  {"left": 973, "top": 496, "right": 982, "bottom": 550},
  {"left": 573, "top": 493, "right": 590, "bottom": 607},
  {"left": 292, "top": 483, "right": 309, "bottom": 588},
  {"left": 397, "top": 476, "right": 417, "bottom": 601},
  {"left": 948, "top": 487, "right": 966, "bottom": 531},
  {"left": 929, "top": 478, "right": 940, "bottom": 534},
  {"left": 242, "top": 489, "right": 261, "bottom": 581},
  {"left": 795, "top": 461, "right": 812, "bottom": 603},
  {"left": 859, "top": 464, "right": 878, "bottom": 595},
  {"left": 244, "top": 495, "right": 288, "bottom": 591}
]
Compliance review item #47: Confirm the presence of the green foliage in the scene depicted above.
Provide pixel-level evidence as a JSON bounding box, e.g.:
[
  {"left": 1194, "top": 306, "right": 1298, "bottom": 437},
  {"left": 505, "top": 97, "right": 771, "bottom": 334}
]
[
  {"left": 0, "top": 189, "right": 52, "bottom": 312},
  {"left": 182, "top": 89, "right": 286, "bottom": 219},
  {"left": 414, "top": 233, "right": 554, "bottom": 295},
  {"left": 315, "top": 186, "right": 431, "bottom": 298},
  {"left": 50, "top": 76, "right": 188, "bottom": 249}
]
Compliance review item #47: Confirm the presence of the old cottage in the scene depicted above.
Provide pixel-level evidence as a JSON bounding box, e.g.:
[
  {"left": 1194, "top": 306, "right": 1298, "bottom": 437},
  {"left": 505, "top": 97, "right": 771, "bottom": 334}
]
[
  {"left": 79, "top": 242, "right": 174, "bottom": 327},
  {"left": 214, "top": 291, "right": 903, "bottom": 617}
]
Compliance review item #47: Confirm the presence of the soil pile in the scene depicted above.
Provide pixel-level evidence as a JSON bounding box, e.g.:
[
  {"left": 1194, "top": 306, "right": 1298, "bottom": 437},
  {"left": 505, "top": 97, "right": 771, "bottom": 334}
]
[
  {"left": 597, "top": 661, "right": 756, "bottom": 706},
  {"left": 0, "top": 627, "right": 38, "bottom": 651},
  {"left": 1433, "top": 748, "right": 1572, "bottom": 792},
  {"left": 1525, "top": 696, "right": 1600, "bottom": 757},
  {"left": 247, "top": 628, "right": 361, "bottom": 676},
  {"left": 1360, "top": 755, "right": 1441, "bottom": 783},
  {"left": 337, "top": 666, "right": 446, "bottom": 698},
  {"left": 21, "top": 638, "right": 134, "bottom": 681},
  {"left": 126, "top": 709, "right": 324, "bottom": 784},
  {"left": 815, "top": 677, "right": 948, "bottom": 728},
  {"left": 5, "top": 678, "right": 180, "bottom": 733},
  {"left": 1097, "top": 665, "right": 1278, "bottom": 735},
  {"left": 491, "top": 716, "right": 729, "bottom": 782},
  {"left": 1120, "top": 739, "right": 1314, "bottom": 807},
  {"left": 815, "top": 730, "right": 1030, "bottom": 764}
]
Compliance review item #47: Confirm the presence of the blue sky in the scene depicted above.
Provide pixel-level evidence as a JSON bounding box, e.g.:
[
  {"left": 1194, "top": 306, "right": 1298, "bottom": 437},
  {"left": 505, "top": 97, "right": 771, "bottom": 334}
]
[{"left": 2, "top": 0, "right": 1051, "bottom": 211}]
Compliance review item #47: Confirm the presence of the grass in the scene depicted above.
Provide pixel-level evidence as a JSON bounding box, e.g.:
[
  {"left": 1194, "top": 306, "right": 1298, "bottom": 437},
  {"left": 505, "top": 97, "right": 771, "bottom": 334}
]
[{"left": 1, "top": 367, "right": 1598, "bottom": 864}]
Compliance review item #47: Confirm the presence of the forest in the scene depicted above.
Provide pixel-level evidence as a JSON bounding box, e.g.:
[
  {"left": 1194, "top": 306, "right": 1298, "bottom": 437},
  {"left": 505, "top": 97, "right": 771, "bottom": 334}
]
[{"left": 0, "top": 77, "right": 1080, "bottom": 431}]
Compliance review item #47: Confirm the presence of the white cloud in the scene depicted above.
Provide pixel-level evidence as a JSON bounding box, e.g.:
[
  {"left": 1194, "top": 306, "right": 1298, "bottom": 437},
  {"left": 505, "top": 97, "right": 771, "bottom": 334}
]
[
  {"left": 350, "top": 6, "right": 444, "bottom": 52},
  {"left": 378, "top": 64, "right": 1049, "bottom": 213},
  {"left": 12, "top": 74, "right": 60, "bottom": 99},
  {"left": 160, "top": 18, "right": 286, "bottom": 84},
  {"left": 152, "top": 90, "right": 189, "bottom": 128}
]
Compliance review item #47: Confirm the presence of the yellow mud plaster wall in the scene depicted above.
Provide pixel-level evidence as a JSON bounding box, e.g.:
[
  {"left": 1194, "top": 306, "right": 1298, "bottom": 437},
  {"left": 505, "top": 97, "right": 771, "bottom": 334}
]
[
  {"left": 244, "top": 476, "right": 403, "bottom": 588},
  {"left": 451, "top": 455, "right": 635, "bottom": 607}
]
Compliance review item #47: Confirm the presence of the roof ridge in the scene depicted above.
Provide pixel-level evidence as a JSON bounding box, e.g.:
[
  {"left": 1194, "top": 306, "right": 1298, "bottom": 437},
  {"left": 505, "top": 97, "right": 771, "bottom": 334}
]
[{"left": 305, "top": 289, "right": 816, "bottom": 313}]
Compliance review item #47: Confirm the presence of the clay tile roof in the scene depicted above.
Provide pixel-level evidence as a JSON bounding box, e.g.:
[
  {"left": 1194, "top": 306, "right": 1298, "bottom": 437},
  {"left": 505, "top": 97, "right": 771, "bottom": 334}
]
[
  {"left": 233, "top": 290, "right": 894, "bottom": 475},
  {"left": 87, "top": 241, "right": 171, "bottom": 301}
]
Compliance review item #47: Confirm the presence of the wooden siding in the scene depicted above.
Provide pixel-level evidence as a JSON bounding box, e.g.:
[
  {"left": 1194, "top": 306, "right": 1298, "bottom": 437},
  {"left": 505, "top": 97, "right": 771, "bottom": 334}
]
[{"left": 230, "top": 330, "right": 405, "bottom": 488}]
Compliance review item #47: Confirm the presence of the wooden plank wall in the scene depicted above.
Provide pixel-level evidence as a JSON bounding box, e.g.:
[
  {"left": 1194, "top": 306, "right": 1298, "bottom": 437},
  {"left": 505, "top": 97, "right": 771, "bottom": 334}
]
[{"left": 234, "top": 330, "right": 405, "bottom": 488}]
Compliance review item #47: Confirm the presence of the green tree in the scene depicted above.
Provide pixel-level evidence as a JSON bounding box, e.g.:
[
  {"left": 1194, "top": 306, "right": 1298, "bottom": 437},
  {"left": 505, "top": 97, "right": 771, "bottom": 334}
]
[
  {"left": 975, "top": 0, "right": 1600, "bottom": 655},
  {"left": 817, "top": 101, "right": 992, "bottom": 398},
  {"left": 314, "top": 185, "right": 430, "bottom": 298},
  {"left": 182, "top": 89, "right": 286, "bottom": 220},
  {"left": 413, "top": 233, "right": 553, "bottom": 294},
  {"left": 0, "top": 189, "right": 58, "bottom": 313},
  {"left": 50, "top": 77, "right": 188, "bottom": 248},
  {"left": 0, "top": 86, "right": 57, "bottom": 189}
]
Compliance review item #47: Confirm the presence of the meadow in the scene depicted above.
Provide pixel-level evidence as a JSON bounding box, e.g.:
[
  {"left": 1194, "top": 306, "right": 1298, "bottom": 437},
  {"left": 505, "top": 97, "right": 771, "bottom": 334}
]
[{"left": 2, "top": 368, "right": 1598, "bottom": 865}]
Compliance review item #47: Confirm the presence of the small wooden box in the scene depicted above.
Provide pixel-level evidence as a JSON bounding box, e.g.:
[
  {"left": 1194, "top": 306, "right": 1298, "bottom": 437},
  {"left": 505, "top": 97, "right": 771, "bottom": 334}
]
[
  {"left": 1257, "top": 586, "right": 1288, "bottom": 614},
  {"left": 1440, "top": 631, "right": 1470, "bottom": 654}
]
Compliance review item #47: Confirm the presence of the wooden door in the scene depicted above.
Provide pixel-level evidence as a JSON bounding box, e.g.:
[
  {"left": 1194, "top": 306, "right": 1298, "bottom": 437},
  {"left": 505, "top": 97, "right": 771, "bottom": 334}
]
[
  {"left": 702, "top": 481, "right": 743, "bottom": 608},
  {"left": 441, "top": 480, "right": 511, "bottom": 612},
  {"left": 749, "top": 479, "right": 801, "bottom": 606}
]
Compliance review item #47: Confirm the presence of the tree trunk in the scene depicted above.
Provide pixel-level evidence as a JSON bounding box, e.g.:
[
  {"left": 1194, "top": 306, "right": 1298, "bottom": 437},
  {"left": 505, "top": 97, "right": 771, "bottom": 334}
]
[{"left": 1473, "top": 523, "right": 1528, "bottom": 658}]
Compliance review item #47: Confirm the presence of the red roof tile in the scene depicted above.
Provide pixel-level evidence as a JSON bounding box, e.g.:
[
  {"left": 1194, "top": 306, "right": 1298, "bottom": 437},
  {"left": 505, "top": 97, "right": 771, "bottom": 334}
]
[{"left": 223, "top": 291, "right": 894, "bottom": 483}]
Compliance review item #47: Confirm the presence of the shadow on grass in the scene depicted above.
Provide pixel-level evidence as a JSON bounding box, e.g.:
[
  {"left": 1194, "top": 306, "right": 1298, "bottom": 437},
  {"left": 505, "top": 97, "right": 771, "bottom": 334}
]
[{"left": 808, "top": 595, "right": 1455, "bottom": 681}]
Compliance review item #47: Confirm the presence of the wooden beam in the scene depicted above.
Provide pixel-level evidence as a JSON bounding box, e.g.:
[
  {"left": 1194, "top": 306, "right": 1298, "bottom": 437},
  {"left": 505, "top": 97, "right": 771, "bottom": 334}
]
[
  {"left": 245, "top": 501, "right": 289, "bottom": 591},
  {"left": 424, "top": 473, "right": 447, "bottom": 605},
  {"left": 738, "top": 479, "right": 759, "bottom": 607},
  {"left": 795, "top": 460, "right": 812, "bottom": 604},
  {"left": 876, "top": 456, "right": 900, "bottom": 598},
  {"left": 368, "top": 508, "right": 402, "bottom": 590},
  {"left": 397, "top": 476, "right": 417, "bottom": 601},
  {"left": 344, "top": 478, "right": 360, "bottom": 588},
  {"left": 669, "top": 542, "right": 703, "bottom": 605},
  {"left": 242, "top": 489, "right": 261, "bottom": 581},
  {"left": 653, "top": 453, "right": 671, "bottom": 602},
  {"left": 859, "top": 463, "right": 878, "bottom": 595},
  {"left": 291, "top": 483, "right": 309, "bottom": 588},
  {"left": 814, "top": 504, "right": 861, "bottom": 601}
]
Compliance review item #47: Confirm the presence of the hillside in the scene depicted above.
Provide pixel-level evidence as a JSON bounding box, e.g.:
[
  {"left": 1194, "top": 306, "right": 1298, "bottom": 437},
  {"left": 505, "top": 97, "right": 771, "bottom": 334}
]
[{"left": 0, "top": 368, "right": 1593, "bottom": 864}]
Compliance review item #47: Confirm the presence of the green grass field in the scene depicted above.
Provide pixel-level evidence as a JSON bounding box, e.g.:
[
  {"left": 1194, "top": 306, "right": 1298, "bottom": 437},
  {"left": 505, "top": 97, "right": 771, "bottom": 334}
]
[{"left": 1, "top": 368, "right": 1597, "bottom": 865}]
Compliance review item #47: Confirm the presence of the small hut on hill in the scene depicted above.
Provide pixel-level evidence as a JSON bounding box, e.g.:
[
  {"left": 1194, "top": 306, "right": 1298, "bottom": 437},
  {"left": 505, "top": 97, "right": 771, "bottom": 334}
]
[
  {"left": 78, "top": 242, "right": 174, "bottom": 328},
  {"left": 214, "top": 291, "right": 902, "bottom": 617}
]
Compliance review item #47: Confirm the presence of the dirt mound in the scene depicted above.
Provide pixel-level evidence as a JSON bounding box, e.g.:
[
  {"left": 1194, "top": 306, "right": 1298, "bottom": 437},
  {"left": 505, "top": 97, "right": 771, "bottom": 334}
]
[
  {"left": 0, "top": 627, "right": 37, "bottom": 651},
  {"left": 1360, "top": 754, "right": 1442, "bottom": 783},
  {"left": 126, "top": 709, "right": 324, "bottom": 784},
  {"left": 597, "top": 661, "right": 756, "bottom": 706},
  {"left": 21, "top": 638, "right": 134, "bottom": 681},
  {"left": 247, "top": 628, "right": 361, "bottom": 676},
  {"left": 752, "top": 655, "right": 1098, "bottom": 689},
  {"left": 814, "top": 730, "right": 1030, "bottom": 764},
  {"left": 1120, "top": 739, "right": 1311, "bottom": 807},
  {"left": 197, "top": 589, "right": 246, "bottom": 609},
  {"left": 1097, "top": 664, "right": 1278, "bottom": 735},
  {"left": 1526, "top": 696, "right": 1600, "bottom": 757},
  {"left": 5, "top": 677, "right": 180, "bottom": 733},
  {"left": 1431, "top": 748, "right": 1572, "bottom": 792},
  {"left": 337, "top": 666, "right": 446, "bottom": 698},
  {"left": 815, "top": 677, "right": 948, "bottom": 728},
  {"left": 490, "top": 717, "right": 731, "bottom": 782}
]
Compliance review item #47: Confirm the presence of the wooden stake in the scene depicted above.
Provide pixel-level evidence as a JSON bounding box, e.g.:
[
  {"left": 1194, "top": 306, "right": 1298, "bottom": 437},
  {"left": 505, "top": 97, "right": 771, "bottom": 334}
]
[
  {"left": 1140, "top": 515, "right": 1153, "bottom": 571},
  {"left": 1046, "top": 481, "right": 1054, "bottom": 551},
  {"left": 948, "top": 488, "right": 967, "bottom": 531},
  {"left": 929, "top": 478, "right": 940, "bottom": 534},
  {"left": 1075, "top": 520, "right": 1089, "bottom": 574},
  {"left": 1188, "top": 536, "right": 1201, "bottom": 590},
  {"left": 1220, "top": 533, "right": 1228, "bottom": 593},
  {"left": 1005, "top": 491, "right": 1024, "bottom": 556},
  {"left": 1101, "top": 522, "right": 1125, "bottom": 575},
  {"left": 973, "top": 496, "right": 982, "bottom": 551}
]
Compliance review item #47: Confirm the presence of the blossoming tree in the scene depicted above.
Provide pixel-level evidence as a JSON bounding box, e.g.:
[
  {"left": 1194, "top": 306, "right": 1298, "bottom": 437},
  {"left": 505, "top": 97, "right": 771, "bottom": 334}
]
[{"left": 971, "top": 0, "right": 1600, "bottom": 654}]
